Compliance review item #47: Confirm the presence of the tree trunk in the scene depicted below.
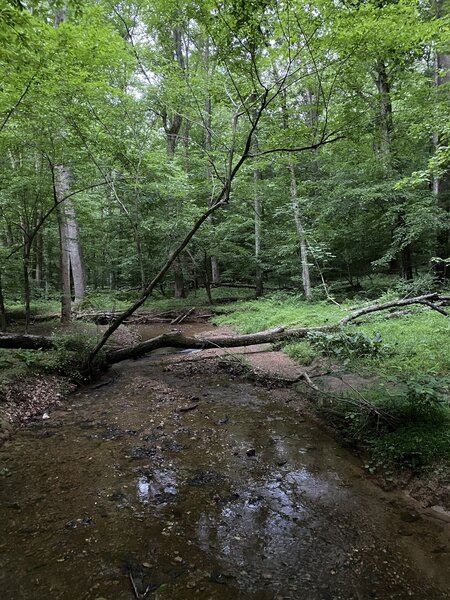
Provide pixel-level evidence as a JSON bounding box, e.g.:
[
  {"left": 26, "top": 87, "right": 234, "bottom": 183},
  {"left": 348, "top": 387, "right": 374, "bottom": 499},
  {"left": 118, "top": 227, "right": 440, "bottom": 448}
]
[
  {"left": 374, "top": 59, "right": 394, "bottom": 160},
  {"left": 433, "top": 0, "right": 450, "bottom": 279},
  {"left": 54, "top": 164, "right": 72, "bottom": 323},
  {"left": 0, "top": 271, "right": 7, "bottom": 332},
  {"left": 64, "top": 198, "right": 85, "bottom": 302},
  {"left": 23, "top": 243, "right": 31, "bottom": 333},
  {"left": 34, "top": 230, "right": 44, "bottom": 288},
  {"left": 401, "top": 244, "right": 413, "bottom": 282},
  {"left": 252, "top": 115, "right": 264, "bottom": 297},
  {"left": 280, "top": 87, "right": 311, "bottom": 298},
  {"left": 254, "top": 169, "right": 263, "bottom": 297},
  {"left": 288, "top": 161, "right": 311, "bottom": 298},
  {"left": 173, "top": 257, "right": 186, "bottom": 298},
  {"left": 204, "top": 38, "right": 220, "bottom": 285},
  {"left": 375, "top": 59, "right": 413, "bottom": 279}
]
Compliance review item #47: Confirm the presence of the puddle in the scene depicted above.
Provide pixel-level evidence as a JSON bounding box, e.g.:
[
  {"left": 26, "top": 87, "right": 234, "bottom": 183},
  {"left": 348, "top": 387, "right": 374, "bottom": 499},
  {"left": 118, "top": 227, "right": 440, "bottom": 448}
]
[{"left": 0, "top": 348, "right": 449, "bottom": 599}]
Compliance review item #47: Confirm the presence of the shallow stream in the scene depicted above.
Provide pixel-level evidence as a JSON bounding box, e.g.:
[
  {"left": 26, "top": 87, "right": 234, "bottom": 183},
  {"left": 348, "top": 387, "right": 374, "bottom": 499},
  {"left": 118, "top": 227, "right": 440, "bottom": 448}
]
[{"left": 0, "top": 328, "right": 449, "bottom": 599}]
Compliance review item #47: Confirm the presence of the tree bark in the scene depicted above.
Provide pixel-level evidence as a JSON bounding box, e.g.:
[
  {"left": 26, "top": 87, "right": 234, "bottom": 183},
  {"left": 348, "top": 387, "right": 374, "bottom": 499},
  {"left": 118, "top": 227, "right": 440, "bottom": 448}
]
[
  {"left": 64, "top": 198, "right": 85, "bottom": 302},
  {"left": 22, "top": 242, "right": 31, "bottom": 333},
  {"left": 54, "top": 164, "right": 72, "bottom": 323},
  {"left": 288, "top": 161, "right": 311, "bottom": 298},
  {"left": 173, "top": 257, "right": 186, "bottom": 299},
  {"left": 280, "top": 87, "right": 311, "bottom": 298},
  {"left": 0, "top": 272, "right": 7, "bottom": 332},
  {"left": 433, "top": 0, "right": 450, "bottom": 279},
  {"left": 374, "top": 59, "right": 394, "bottom": 159},
  {"left": 252, "top": 117, "right": 264, "bottom": 297},
  {"left": 34, "top": 229, "right": 44, "bottom": 288},
  {"left": 375, "top": 60, "right": 413, "bottom": 280},
  {"left": 204, "top": 38, "right": 220, "bottom": 285}
]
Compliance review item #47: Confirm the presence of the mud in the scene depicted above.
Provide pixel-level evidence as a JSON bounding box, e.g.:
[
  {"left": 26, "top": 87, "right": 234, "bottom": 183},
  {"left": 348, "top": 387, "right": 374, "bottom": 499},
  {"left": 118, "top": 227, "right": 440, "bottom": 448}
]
[{"left": 0, "top": 334, "right": 449, "bottom": 600}]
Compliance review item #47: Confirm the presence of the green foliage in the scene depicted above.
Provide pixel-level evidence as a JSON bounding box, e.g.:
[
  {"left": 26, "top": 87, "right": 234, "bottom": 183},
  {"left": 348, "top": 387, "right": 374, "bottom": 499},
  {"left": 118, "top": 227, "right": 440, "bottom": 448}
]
[
  {"left": 306, "top": 328, "right": 391, "bottom": 360},
  {"left": 336, "top": 375, "right": 450, "bottom": 470},
  {"left": 283, "top": 340, "right": 318, "bottom": 365},
  {"left": 368, "top": 422, "right": 450, "bottom": 471}
]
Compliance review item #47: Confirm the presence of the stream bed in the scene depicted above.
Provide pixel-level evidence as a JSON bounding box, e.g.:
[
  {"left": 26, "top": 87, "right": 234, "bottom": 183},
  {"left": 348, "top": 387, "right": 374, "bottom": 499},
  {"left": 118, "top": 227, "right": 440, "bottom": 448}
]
[{"left": 0, "top": 334, "right": 449, "bottom": 600}]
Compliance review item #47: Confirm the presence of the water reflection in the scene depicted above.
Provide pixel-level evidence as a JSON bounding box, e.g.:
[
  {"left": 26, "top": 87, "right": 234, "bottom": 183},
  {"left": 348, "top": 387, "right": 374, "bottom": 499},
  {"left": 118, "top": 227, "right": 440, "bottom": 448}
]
[{"left": 136, "top": 469, "right": 178, "bottom": 504}]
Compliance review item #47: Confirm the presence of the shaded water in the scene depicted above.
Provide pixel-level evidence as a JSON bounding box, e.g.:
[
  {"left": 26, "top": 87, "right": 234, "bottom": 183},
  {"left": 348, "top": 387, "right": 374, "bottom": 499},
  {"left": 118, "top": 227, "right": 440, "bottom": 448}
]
[{"left": 0, "top": 343, "right": 449, "bottom": 600}]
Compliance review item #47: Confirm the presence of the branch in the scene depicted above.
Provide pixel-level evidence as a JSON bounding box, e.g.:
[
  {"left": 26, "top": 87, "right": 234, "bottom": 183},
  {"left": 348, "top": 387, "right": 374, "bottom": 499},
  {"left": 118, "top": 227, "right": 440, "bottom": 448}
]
[
  {"left": 250, "top": 134, "right": 344, "bottom": 158},
  {"left": 5, "top": 180, "right": 111, "bottom": 261},
  {"left": 0, "top": 72, "right": 38, "bottom": 135},
  {"left": 339, "top": 293, "right": 443, "bottom": 325}
]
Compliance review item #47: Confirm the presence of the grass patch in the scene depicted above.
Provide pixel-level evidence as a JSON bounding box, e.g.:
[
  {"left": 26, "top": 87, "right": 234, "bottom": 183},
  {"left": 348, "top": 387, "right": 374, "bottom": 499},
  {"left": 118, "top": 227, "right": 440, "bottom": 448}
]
[
  {"left": 283, "top": 340, "right": 318, "bottom": 365},
  {"left": 354, "top": 311, "right": 450, "bottom": 377},
  {"left": 213, "top": 293, "right": 345, "bottom": 332}
]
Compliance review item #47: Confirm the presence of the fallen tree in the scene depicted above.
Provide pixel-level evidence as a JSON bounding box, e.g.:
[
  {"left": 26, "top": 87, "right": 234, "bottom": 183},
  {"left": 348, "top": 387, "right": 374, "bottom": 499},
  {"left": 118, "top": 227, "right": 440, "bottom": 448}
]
[{"left": 0, "top": 293, "right": 447, "bottom": 366}]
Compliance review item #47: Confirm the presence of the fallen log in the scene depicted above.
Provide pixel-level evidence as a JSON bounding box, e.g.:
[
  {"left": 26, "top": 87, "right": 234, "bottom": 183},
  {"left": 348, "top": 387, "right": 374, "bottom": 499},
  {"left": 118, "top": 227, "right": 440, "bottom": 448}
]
[
  {"left": 105, "top": 326, "right": 329, "bottom": 364},
  {"left": 339, "top": 293, "right": 440, "bottom": 325},
  {"left": 0, "top": 334, "right": 55, "bottom": 350},
  {"left": 0, "top": 293, "right": 447, "bottom": 363},
  {"left": 170, "top": 307, "right": 195, "bottom": 325}
]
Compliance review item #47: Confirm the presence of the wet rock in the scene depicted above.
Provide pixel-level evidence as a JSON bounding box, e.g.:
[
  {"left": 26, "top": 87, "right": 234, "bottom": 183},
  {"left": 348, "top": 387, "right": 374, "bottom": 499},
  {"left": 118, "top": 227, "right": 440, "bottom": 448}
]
[
  {"left": 108, "top": 490, "right": 128, "bottom": 503},
  {"left": 65, "top": 516, "right": 93, "bottom": 529},
  {"left": 247, "top": 495, "right": 264, "bottom": 507},
  {"left": 153, "top": 492, "right": 178, "bottom": 505},
  {"left": 126, "top": 446, "right": 157, "bottom": 460},
  {"left": 126, "top": 561, "right": 159, "bottom": 599},
  {"left": 431, "top": 546, "right": 448, "bottom": 554},
  {"left": 142, "top": 432, "right": 161, "bottom": 442},
  {"left": 187, "top": 471, "right": 226, "bottom": 487},
  {"left": 162, "top": 440, "right": 184, "bottom": 453},
  {"left": 210, "top": 571, "right": 234, "bottom": 585},
  {"left": 398, "top": 527, "right": 413, "bottom": 537},
  {"left": 100, "top": 425, "right": 126, "bottom": 440},
  {"left": 177, "top": 403, "right": 199, "bottom": 413},
  {"left": 214, "top": 492, "right": 240, "bottom": 505},
  {"left": 400, "top": 511, "right": 421, "bottom": 523}
]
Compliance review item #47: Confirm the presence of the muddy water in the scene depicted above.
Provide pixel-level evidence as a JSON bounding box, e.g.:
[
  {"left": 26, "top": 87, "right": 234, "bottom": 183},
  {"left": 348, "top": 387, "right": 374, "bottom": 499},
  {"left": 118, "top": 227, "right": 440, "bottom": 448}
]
[{"left": 0, "top": 345, "right": 449, "bottom": 600}]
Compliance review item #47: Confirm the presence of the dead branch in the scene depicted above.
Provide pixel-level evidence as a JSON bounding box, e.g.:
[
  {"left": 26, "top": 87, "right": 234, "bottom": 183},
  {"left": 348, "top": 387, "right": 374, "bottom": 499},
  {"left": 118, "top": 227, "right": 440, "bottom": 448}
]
[{"left": 338, "top": 293, "right": 443, "bottom": 325}]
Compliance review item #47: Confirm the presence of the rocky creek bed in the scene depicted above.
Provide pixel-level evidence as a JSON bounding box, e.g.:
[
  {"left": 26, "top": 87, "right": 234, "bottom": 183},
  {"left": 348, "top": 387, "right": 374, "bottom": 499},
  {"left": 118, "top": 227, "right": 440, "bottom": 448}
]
[{"left": 0, "top": 327, "right": 449, "bottom": 600}]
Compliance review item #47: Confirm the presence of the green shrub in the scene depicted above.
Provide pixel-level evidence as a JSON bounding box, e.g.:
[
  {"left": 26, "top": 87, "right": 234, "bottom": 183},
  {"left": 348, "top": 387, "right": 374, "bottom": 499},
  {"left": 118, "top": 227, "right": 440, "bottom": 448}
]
[
  {"left": 337, "top": 376, "right": 450, "bottom": 471},
  {"left": 382, "top": 376, "right": 450, "bottom": 423},
  {"left": 368, "top": 422, "right": 450, "bottom": 470},
  {"left": 307, "top": 327, "right": 391, "bottom": 359}
]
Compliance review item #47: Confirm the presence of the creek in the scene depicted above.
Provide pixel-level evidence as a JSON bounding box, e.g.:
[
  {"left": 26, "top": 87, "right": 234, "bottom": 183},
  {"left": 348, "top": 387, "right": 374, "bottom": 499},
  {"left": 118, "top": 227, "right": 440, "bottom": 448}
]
[{"left": 0, "top": 324, "right": 449, "bottom": 599}]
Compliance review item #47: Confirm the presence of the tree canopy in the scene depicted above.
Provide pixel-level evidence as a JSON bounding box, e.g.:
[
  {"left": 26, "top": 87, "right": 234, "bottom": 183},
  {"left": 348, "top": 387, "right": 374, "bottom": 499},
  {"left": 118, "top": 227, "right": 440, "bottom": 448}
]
[{"left": 0, "top": 0, "right": 449, "bottom": 328}]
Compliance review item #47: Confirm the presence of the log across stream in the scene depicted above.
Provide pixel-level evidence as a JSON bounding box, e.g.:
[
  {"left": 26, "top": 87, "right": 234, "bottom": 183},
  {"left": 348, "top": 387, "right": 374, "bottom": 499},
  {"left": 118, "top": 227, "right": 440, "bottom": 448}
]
[{"left": 0, "top": 330, "right": 449, "bottom": 600}]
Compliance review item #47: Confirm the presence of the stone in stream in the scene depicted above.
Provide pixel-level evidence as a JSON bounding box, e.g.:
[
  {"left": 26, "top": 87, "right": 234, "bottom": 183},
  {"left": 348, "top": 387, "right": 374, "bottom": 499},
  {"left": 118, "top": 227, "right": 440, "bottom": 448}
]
[
  {"left": 186, "top": 470, "right": 226, "bottom": 487},
  {"left": 126, "top": 446, "right": 158, "bottom": 460}
]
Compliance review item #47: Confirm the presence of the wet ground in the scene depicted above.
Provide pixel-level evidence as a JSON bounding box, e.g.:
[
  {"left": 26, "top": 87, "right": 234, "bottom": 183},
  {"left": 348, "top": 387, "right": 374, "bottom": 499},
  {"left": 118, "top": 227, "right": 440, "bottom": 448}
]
[{"left": 0, "top": 326, "right": 449, "bottom": 600}]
